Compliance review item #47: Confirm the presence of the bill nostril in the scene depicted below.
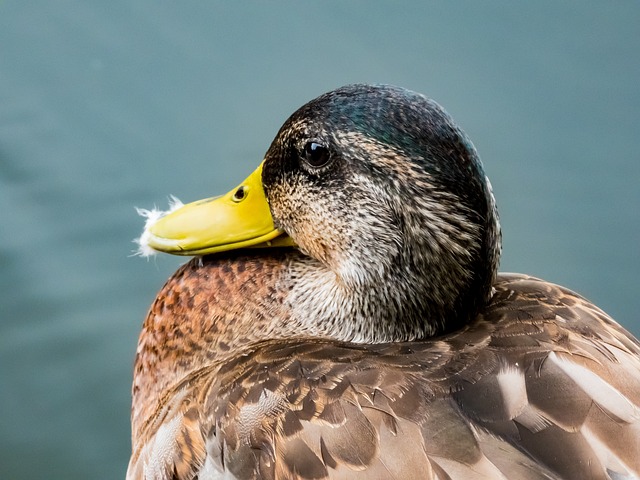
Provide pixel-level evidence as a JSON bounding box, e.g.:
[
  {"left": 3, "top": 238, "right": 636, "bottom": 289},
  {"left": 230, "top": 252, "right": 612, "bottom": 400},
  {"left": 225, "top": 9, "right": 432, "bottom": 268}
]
[{"left": 232, "top": 186, "right": 247, "bottom": 202}]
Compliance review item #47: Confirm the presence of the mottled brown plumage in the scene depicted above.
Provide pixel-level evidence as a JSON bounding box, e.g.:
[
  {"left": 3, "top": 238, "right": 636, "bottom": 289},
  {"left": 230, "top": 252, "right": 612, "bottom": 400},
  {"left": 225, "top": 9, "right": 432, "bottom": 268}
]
[{"left": 129, "top": 85, "right": 640, "bottom": 479}]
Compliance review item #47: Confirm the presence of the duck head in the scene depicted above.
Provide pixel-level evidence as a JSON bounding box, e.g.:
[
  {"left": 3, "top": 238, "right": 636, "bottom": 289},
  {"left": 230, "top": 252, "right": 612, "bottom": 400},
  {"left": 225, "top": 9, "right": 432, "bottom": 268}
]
[{"left": 140, "top": 84, "right": 501, "bottom": 340}]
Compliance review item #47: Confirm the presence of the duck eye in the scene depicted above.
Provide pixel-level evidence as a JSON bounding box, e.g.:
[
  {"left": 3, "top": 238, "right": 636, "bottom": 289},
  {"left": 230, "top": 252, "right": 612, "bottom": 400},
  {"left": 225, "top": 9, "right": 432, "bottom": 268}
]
[{"left": 301, "top": 142, "right": 331, "bottom": 168}]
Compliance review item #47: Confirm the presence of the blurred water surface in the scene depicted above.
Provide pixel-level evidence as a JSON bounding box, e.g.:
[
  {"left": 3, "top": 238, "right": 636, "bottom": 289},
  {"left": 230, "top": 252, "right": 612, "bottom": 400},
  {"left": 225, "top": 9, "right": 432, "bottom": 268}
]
[{"left": 0, "top": 1, "right": 638, "bottom": 478}]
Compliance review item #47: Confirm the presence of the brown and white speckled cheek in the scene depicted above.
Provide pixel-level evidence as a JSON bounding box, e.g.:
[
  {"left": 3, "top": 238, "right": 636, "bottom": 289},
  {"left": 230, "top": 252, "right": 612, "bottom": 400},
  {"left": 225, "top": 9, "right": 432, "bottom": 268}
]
[{"left": 269, "top": 182, "right": 352, "bottom": 269}]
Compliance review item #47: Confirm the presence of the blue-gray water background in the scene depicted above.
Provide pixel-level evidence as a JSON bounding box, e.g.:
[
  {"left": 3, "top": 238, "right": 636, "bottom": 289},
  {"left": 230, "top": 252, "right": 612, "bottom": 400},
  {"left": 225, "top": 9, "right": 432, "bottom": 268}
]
[{"left": 1, "top": 2, "right": 638, "bottom": 478}]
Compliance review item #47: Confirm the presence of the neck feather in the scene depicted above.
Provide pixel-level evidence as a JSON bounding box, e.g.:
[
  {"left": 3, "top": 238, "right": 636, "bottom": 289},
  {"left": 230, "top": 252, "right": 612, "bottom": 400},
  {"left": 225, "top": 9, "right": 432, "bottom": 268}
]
[{"left": 282, "top": 215, "right": 489, "bottom": 343}]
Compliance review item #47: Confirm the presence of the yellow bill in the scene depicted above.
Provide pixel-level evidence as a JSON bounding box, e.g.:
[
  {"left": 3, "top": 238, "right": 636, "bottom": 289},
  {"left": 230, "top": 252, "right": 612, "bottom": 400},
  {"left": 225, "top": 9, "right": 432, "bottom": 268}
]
[{"left": 142, "top": 162, "right": 295, "bottom": 256}]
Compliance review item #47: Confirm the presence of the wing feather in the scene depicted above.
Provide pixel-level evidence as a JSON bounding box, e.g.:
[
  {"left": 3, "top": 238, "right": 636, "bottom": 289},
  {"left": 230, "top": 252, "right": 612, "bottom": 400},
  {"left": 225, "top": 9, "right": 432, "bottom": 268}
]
[{"left": 128, "top": 274, "right": 640, "bottom": 479}]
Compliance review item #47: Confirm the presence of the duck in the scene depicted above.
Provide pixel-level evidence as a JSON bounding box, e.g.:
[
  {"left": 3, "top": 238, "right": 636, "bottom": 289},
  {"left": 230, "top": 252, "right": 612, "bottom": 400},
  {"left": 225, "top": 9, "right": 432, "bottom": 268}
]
[{"left": 128, "top": 84, "right": 640, "bottom": 480}]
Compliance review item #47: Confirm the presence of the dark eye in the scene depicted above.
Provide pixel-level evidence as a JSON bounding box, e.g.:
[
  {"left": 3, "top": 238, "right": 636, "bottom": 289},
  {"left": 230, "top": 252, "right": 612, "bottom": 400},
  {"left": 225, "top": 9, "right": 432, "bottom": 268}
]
[{"left": 301, "top": 141, "right": 331, "bottom": 168}]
